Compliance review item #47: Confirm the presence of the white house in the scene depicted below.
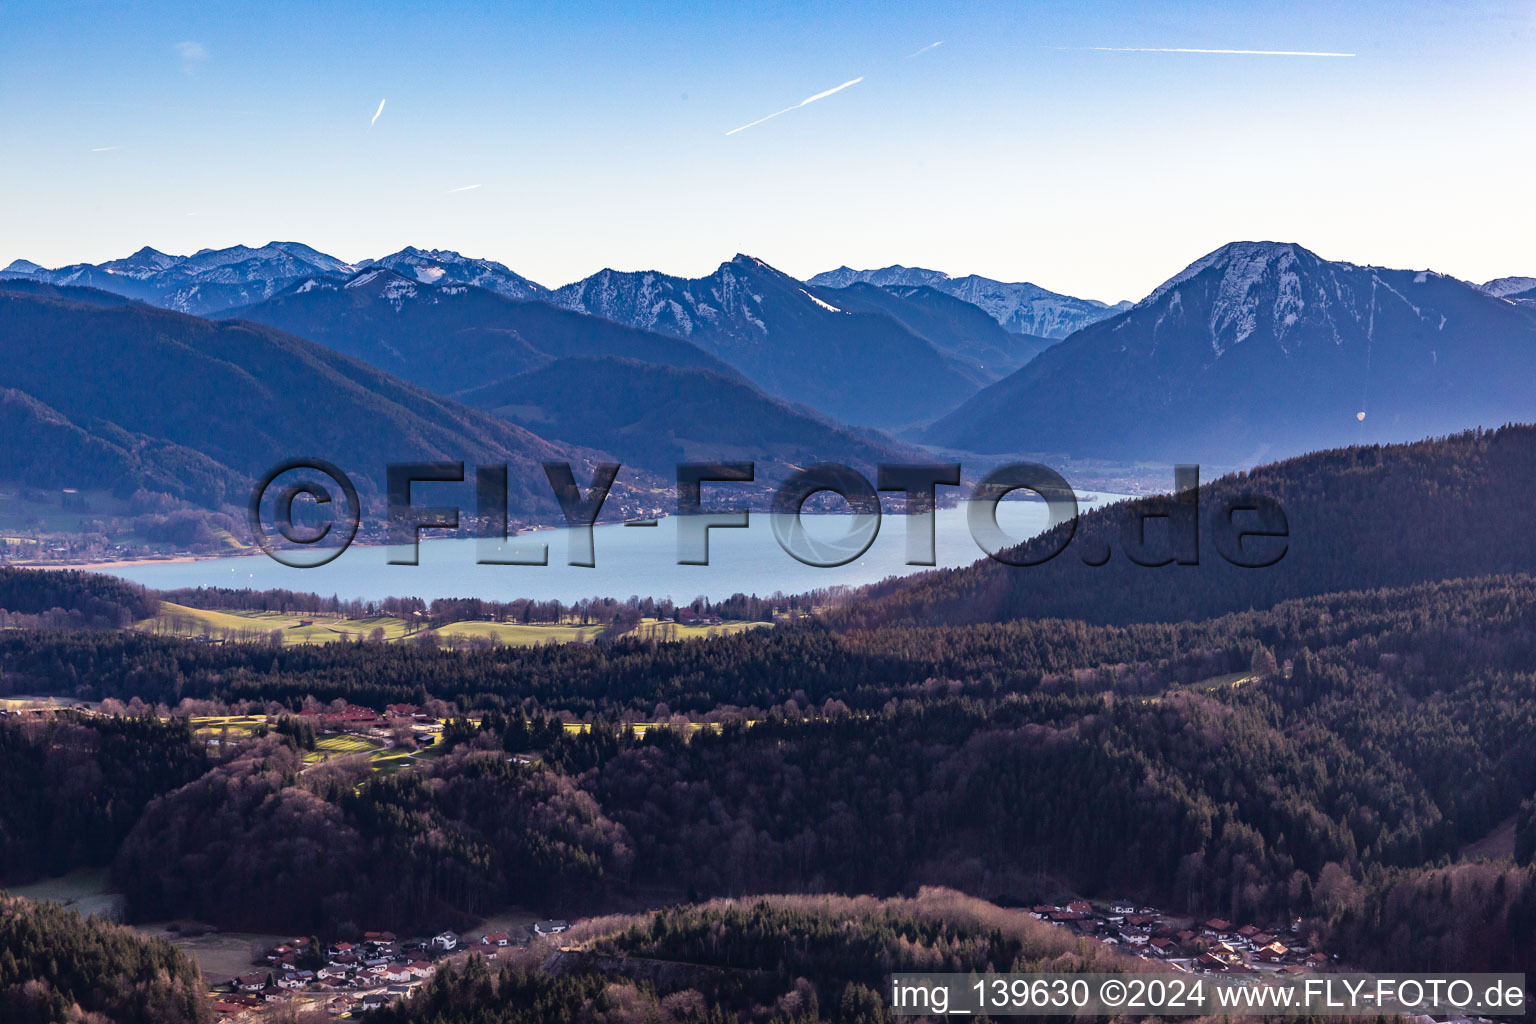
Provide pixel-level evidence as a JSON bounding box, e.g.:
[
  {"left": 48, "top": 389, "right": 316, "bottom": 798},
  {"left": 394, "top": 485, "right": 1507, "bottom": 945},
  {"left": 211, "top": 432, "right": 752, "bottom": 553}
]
[
  {"left": 534, "top": 920, "right": 569, "bottom": 936},
  {"left": 432, "top": 931, "right": 458, "bottom": 951}
]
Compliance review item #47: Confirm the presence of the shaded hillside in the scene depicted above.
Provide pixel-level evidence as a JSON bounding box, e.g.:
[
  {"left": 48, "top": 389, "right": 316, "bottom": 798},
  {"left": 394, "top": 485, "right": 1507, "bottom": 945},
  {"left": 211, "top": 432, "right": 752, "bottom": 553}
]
[
  {"left": 223, "top": 269, "right": 737, "bottom": 396},
  {"left": 0, "top": 284, "right": 593, "bottom": 514},
  {"left": 812, "top": 281, "right": 1051, "bottom": 380},
  {"left": 458, "top": 355, "right": 920, "bottom": 482},
  {"left": 927, "top": 242, "right": 1536, "bottom": 465},
  {"left": 839, "top": 424, "right": 1536, "bottom": 629}
]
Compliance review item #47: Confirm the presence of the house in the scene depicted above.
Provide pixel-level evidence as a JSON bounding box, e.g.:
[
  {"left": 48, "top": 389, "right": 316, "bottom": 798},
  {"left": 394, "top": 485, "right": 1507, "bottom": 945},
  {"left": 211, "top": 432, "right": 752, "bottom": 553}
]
[
  {"left": 1197, "top": 951, "right": 1230, "bottom": 971},
  {"left": 1202, "top": 918, "right": 1233, "bottom": 937},
  {"left": 384, "top": 965, "right": 412, "bottom": 983},
  {"left": 276, "top": 974, "right": 305, "bottom": 990},
  {"left": 407, "top": 962, "right": 433, "bottom": 978},
  {"left": 1029, "top": 905, "right": 1056, "bottom": 918},
  {"left": 329, "top": 941, "right": 355, "bottom": 957},
  {"left": 236, "top": 972, "right": 269, "bottom": 992},
  {"left": 364, "top": 930, "right": 398, "bottom": 943},
  {"left": 481, "top": 931, "right": 511, "bottom": 947},
  {"left": 1257, "top": 942, "right": 1289, "bottom": 962},
  {"left": 533, "top": 920, "right": 569, "bottom": 936},
  {"left": 433, "top": 931, "right": 458, "bottom": 951},
  {"left": 1065, "top": 901, "right": 1093, "bottom": 914},
  {"left": 1236, "top": 924, "right": 1260, "bottom": 940},
  {"left": 1110, "top": 901, "right": 1136, "bottom": 915},
  {"left": 1118, "top": 930, "right": 1149, "bottom": 946},
  {"left": 1149, "top": 938, "right": 1178, "bottom": 955}
]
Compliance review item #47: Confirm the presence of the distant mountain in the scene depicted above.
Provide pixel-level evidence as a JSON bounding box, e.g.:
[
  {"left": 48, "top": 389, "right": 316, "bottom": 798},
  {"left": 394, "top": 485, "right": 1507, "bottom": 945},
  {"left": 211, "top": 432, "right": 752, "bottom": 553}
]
[
  {"left": 458, "top": 355, "right": 921, "bottom": 484},
  {"left": 1, "top": 242, "right": 359, "bottom": 316},
  {"left": 0, "top": 243, "right": 552, "bottom": 317},
  {"left": 925, "top": 241, "right": 1536, "bottom": 465},
  {"left": 0, "top": 282, "right": 603, "bottom": 518},
  {"left": 550, "top": 255, "right": 982, "bottom": 429},
  {"left": 223, "top": 268, "right": 738, "bottom": 397},
  {"left": 811, "top": 282, "right": 1051, "bottom": 381},
  {"left": 1480, "top": 276, "right": 1536, "bottom": 299},
  {"left": 837, "top": 424, "right": 1536, "bottom": 630},
  {"left": 358, "top": 246, "right": 548, "bottom": 300},
  {"left": 808, "top": 265, "right": 1130, "bottom": 338}
]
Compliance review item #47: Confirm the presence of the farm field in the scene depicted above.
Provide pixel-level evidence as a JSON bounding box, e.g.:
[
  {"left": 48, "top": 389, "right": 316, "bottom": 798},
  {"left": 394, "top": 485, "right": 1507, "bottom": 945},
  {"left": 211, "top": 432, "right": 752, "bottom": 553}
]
[
  {"left": 630, "top": 617, "right": 770, "bottom": 640},
  {"left": 431, "top": 619, "right": 609, "bottom": 645},
  {"left": 139, "top": 603, "right": 423, "bottom": 644},
  {"left": 138, "top": 603, "right": 769, "bottom": 647}
]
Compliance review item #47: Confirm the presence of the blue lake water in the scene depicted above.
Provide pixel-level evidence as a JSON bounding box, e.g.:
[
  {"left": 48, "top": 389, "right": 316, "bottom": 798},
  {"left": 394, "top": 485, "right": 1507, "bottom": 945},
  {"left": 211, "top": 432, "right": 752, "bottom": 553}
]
[{"left": 107, "top": 496, "right": 1126, "bottom": 603}]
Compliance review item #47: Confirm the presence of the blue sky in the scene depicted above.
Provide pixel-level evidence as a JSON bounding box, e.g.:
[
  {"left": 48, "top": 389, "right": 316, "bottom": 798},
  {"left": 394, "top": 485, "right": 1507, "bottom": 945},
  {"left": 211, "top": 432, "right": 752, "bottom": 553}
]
[{"left": 2, "top": 0, "right": 1532, "bottom": 301}]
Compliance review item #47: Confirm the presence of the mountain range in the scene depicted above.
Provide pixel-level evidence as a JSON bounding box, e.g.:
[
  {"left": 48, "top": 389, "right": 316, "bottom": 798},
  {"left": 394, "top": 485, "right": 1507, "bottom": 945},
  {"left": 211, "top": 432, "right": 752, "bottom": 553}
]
[
  {"left": 8, "top": 238, "right": 1536, "bottom": 488},
  {"left": 549, "top": 255, "right": 987, "bottom": 429},
  {"left": 926, "top": 241, "right": 1536, "bottom": 465},
  {"left": 808, "top": 264, "right": 1132, "bottom": 337},
  {"left": 0, "top": 242, "right": 550, "bottom": 317},
  {"left": 221, "top": 267, "right": 919, "bottom": 481}
]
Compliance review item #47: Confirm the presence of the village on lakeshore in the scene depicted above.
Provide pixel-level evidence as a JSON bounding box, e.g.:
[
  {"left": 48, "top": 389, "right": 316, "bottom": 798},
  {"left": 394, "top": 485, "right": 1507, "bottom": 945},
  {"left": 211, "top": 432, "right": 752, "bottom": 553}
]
[
  {"left": 212, "top": 921, "right": 572, "bottom": 1021},
  {"left": 1030, "top": 899, "right": 1330, "bottom": 975}
]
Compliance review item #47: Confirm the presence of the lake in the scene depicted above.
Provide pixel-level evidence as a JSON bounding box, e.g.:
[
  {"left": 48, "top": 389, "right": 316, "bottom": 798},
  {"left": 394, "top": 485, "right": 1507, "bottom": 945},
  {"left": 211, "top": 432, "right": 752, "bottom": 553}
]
[{"left": 107, "top": 496, "right": 1126, "bottom": 603}]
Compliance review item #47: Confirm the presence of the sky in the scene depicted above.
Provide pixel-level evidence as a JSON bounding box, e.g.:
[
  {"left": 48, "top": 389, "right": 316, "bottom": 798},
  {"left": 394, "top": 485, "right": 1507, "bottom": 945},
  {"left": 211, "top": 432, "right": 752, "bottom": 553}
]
[{"left": 2, "top": 0, "right": 1533, "bottom": 303}]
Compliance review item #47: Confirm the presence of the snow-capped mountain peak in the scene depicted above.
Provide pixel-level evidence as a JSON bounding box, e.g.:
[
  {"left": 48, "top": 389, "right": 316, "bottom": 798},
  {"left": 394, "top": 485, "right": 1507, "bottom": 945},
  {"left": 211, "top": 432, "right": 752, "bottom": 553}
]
[
  {"left": 1480, "top": 276, "right": 1536, "bottom": 299},
  {"left": 807, "top": 264, "right": 1126, "bottom": 338},
  {"left": 364, "top": 247, "right": 548, "bottom": 300}
]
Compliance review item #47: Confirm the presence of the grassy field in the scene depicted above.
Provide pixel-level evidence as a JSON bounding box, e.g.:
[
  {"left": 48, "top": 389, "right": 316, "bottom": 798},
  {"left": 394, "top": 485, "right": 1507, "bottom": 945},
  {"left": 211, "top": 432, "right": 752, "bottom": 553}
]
[
  {"left": 141, "top": 603, "right": 424, "bottom": 645},
  {"left": 630, "top": 617, "right": 770, "bottom": 641},
  {"left": 139, "top": 603, "right": 770, "bottom": 648},
  {"left": 0, "top": 694, "right": 89, "bottom": 712},
  {"left": 8, "top": 869, "right": 125, "bottom": 921},
  {"left": 432, "top": 620, "right": 606, "bottom": 645},
  {"left": 304, "top": 732, "right": 385, "bottom": 762}
]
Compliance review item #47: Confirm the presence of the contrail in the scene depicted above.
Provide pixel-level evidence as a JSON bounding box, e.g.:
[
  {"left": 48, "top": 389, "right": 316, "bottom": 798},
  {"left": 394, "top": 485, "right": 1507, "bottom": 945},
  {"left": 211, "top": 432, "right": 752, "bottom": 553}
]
[
  {"left": 726, "top": 76, "right": 864, "bottom": 136},
  {"left": 907, "top": 41, "right": 944, "bottom": 57},
  {"left": 90, "top": 146, "right": 120, "bottom": 152},
  {"left": 370, "top": 98, "right": 386, "bottom": 128},
  {"left": 1064, "top": 46, "right": 1355, "bottom": 57},
  {"left": 446, "top": 183, "right": 482, "bottom": 193}
]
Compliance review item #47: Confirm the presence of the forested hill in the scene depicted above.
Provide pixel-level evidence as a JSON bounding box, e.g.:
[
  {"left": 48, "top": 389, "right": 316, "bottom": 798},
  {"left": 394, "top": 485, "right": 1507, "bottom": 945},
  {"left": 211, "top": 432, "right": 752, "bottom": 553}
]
[
  {"left": 367, "top": 891, "right": 1122, "bottom": 1024},
  {"left": 0, "top": 895, "right": 210, "bottom": 1024},
  {"left": 0, "top": 566, "right": 156, "bottom": 628},
  {"left": 837, "top": 424, "right": 1536, "bottom": 629}
]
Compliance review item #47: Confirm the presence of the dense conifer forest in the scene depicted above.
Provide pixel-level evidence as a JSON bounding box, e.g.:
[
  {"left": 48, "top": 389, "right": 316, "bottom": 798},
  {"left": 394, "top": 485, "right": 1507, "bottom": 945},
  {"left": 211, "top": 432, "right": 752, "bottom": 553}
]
[{"left": 0, "top": 895, "right": 210, "bottom": 1024}]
